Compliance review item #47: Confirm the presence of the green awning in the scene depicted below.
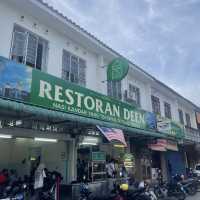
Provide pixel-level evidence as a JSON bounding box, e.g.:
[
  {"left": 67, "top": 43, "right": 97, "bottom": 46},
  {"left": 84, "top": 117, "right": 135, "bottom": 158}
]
[{"left": 0, "top": 97, "right": 168, "bottom": 139}]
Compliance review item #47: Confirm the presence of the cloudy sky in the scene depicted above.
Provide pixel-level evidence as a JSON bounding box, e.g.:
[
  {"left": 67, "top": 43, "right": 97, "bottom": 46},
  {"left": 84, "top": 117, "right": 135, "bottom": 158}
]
[{"left": 45, "top": 0, "right": 200, "bottom": 106}]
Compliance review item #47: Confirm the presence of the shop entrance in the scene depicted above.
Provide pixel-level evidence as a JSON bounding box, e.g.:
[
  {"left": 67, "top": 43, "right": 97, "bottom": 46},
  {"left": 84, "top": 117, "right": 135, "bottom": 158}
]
[
  {"left": 0, "top": 137, "right": 69, "bottom": 183},
  {"left": 165, "top": 151, "right": 186, "bottom": 178},
  {"left": 152, "top": 151, "right": 161, "bottom": 169}
]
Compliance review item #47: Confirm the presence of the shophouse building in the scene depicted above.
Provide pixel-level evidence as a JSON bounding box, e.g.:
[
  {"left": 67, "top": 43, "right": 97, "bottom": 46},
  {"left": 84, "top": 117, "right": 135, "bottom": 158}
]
[{"left": 0, "top": 0, "right": 200, "bottom": 198}]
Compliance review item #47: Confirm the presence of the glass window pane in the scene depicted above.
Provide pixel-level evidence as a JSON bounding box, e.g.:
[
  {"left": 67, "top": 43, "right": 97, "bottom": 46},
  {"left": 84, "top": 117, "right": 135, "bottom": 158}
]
[
  {"left": 79, "top": 58, "right": 86, "bottom": 86},
  {"left": 71, "top": 55, "right": 78, "bottom": 83},
  {"left": 178, "top": 109, "right": 184, "bottom": 124},
  {"left": 128, "top": 84, "right": 140, "bottom": 106},
  {"left": 107, "top": 80, "right": 121, "bottom": 100},
  {"left": 26, "top": 33, "right": 38, "bottom": 68},
  {"left": 11, "top": 31, "right": 26, "bottom": 63},
  {"left": 62, "top": 50, "right": 70, "bottom": 81},
  {"left": 185, "top": 113, "right": 191, "bottom": 127},
  {"left": 164, "top": 102, "right": 171, "bottom": 119},
  {"left": 36, "top": 38, "right": 48, "bottom": 71},
  {"left": 151, "top": 96, "right": 160, "bottom": 115}
]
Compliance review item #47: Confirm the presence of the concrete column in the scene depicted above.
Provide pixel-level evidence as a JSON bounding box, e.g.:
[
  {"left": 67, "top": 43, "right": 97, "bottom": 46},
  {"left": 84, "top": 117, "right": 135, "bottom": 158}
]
[
  {"left": 134, "top": 145, "right": 143, "bottom": 181},
  {"left": 67, "top": 139, "right": 77, "bottom": 183},
  {"left": 96, "top": 55, "right": 107, "bottom": 95},
  {"left": 160, "top": 152, "right": 168, "bottom": 181}
]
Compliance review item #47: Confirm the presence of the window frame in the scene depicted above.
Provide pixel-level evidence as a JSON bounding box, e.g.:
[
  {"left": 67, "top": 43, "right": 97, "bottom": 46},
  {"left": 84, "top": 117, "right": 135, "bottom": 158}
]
[
  {"left": 107, "top": 80, "right": 122, "bottom": 100},
  {"left": 185, "top": 113, "right": 191, "bottom": 128},
  {"left": 62, "top": 49, "right": 86, "bottom": 87},
  {"left": 10, "top": 24, "right": 48, "bottom": 71},
  {"left": 164, "top": 102, "right": 172, "bottom": 119},
  {"left": 178, "top": 109, "right": 184, "bottom": 125},
  {"left": 128, "top": 83, "right": 141, "bottom": 106},
  {"left": 151, "top": 95, "right": 161, "bottom": 115}
]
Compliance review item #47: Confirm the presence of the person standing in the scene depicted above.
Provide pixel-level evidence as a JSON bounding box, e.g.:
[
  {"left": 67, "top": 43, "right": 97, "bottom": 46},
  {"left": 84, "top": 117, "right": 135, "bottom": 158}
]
[
  {"left": 33, "top": 163, "right": 46, "bottom": 199},
  {"left": 106, "top": 159, "right": 115, "bottom": 178}
]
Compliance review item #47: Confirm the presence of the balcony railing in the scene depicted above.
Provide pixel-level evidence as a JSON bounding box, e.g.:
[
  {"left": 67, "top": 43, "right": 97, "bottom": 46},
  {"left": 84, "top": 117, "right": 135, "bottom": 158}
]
[{"left": 185, "top": 126, "right": 200, "bottom": 142}]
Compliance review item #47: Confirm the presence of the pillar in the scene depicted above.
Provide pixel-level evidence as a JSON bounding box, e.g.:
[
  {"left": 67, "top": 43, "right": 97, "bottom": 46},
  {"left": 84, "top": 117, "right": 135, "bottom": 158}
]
[{"left": 160, "top": 152, "right": 168, "bottom": 181}]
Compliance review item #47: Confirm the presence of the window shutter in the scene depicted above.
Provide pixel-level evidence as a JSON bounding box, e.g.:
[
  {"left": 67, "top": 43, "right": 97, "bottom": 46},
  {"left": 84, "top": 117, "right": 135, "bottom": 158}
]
[
  {"left": 136, "top": 88, "right": 140, "bottom": 106},
  {"left": 12, "top": 31, "right": 26, "bottom": 61},
  {"left": 62, "top": 50, "right": 70, "bottom": 81},
  {"left": 79, "top": 59, "right": 86, "bottom": 86},
  {"left": 26, "top": 33, "right": 38, "bottom": 67},
  {"left": 71, "top": 55, "right": 78, "bottom": 83},
  {"left": 107, "top": 81, "right": 112, "bottom": 97},
  {"left": 117, "top": 81, "right": 122, "bottom": 100}
]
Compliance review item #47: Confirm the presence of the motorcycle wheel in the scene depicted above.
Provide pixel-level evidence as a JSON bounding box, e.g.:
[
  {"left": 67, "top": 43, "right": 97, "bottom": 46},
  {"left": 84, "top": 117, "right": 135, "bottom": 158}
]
[
  {"left": 135, "top": 194, "right": 151, "bottom": 200},
  {"left": 175, "top": 192, "right": 186, "bottom": 200},
  {"left": 187, "top": 185, "right": 197, "bottom": 196}
]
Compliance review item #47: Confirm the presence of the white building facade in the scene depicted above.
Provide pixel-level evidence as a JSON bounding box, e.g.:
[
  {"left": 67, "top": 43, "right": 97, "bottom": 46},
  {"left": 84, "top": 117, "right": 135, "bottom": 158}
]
[{"left": 0, "top": 0, "right": 200, "bottom": 188}]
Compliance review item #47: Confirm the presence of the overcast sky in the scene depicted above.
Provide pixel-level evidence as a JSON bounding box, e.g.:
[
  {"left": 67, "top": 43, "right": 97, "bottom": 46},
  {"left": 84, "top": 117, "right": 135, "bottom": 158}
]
[{"left": 45, "top": 0, "right": 200, "bottom": 106}]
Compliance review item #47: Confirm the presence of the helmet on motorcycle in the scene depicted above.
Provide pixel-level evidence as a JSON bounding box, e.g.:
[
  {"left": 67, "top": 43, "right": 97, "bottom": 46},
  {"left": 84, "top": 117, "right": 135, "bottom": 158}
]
[{"left": 120, "top": 183, "right": 129, "bottom": 191}]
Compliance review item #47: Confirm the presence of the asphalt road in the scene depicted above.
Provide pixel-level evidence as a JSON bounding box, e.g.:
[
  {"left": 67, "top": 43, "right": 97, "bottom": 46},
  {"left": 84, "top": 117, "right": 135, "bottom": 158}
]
[{"left": 187, "top": 192, "right": 200, "bottom": 200}]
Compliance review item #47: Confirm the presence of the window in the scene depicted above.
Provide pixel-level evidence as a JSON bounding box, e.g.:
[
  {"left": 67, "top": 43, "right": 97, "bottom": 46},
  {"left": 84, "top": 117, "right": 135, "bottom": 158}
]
[
  {"left": 62, "top": 50, "right": 86, "bottom": 86},
  {"left": 128, "top": 84, "right": 140, "bottom": 106},
  {"left": 107, "top": 81, "right": 122, "bottom": 100},
  {"left": 185, "top": 113, "right": 191, "bottom": 127},
  {"left": 164, "top": 102, "right": 172, "bottom": 119},
  {"left": 10, "top": 25, "right": 48, "bottom": 70},
  {"left": 151, "top": 95, "right": 161, "bottom": 115},
  {"left": 196, "top": 112, "right": 200, "bottom": 130},
  {"left": 178, "top": 109, "right": 184, "bottom": 124}
]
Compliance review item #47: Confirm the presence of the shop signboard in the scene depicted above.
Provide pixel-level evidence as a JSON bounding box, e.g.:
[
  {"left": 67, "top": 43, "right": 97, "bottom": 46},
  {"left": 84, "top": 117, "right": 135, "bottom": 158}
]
[
  {"left": 157, "top": 116, "right": 184, "bottom": 139},
  {"left": 107, "top": 58, "right": 129, "bottom": 81},
  {"left": 92, "top": 152, "right": 106, "bottom": 161},
  {"left": 148, "top": 139, "right": 178, "bottom": 151},
  {"left": 0, "top": 56, "right": 156, "bottom": 131},
  {"left": 148, "top": 139, "right": 167, "bottom": 152},
  {"left": 166, "top": 140, "right": 178, "bottom": 151},
  {"left": 123, "top": 153, "right": 135, "bottom": 168}
]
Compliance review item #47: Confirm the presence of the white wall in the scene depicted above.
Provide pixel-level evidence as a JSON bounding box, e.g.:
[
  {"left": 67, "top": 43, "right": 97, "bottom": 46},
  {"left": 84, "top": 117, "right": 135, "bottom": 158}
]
[
  {"left": 151, "top": 87, "right": 178, "bottom": 120},
  {"left": 151, "top": 87, "right": 197, "bottom": 128},
  {"left": 0, "top": 1, "right": 106, "bottom": 94},
  {"left": 123, "top": 72, "right": 152, "bottom": 111},
  {"left": 177, "top": 103, "right": 197, "bottom": 129}
]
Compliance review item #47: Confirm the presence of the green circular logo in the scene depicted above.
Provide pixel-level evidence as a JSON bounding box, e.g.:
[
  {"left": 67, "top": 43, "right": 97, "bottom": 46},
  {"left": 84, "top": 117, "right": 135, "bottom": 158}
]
[{"left": 107, "top": 58, "right": 129, "bottom": 81}]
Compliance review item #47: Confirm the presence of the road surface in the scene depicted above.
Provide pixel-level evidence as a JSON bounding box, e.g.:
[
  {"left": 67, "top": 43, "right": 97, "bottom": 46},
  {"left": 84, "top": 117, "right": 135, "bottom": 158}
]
[{"left": 187, "top": 192, "right": 200, "bottom": 200}]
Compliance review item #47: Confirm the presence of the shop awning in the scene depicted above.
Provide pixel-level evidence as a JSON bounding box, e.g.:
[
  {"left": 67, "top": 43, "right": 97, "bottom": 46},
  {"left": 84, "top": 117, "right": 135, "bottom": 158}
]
[{"left": 0, "top": 97, "right": 168, "bottom": 139}]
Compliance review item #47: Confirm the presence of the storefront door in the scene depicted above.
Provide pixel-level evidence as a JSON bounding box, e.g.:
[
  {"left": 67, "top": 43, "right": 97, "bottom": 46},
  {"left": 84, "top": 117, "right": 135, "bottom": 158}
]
[{"left": 165, "top": 151, "right": 186, "bottom": 179}]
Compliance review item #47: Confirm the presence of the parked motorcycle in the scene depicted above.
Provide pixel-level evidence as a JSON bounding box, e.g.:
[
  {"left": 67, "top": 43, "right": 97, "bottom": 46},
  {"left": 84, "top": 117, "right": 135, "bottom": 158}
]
[
  {"left": 153, "top": 179, "right": 185, "bottom": 200},
  {"left": 0, "top": 181, "right": 27, "bottom": 200},
  {"left": 173, "top": 174, "right": 197, "bottom": 196},
  {"left": 107, "top": 181, "right": 153, "bottom": 200}
]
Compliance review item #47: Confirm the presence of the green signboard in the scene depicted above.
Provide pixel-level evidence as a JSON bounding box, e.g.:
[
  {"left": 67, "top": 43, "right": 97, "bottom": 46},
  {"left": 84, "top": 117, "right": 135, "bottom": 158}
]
[
  {"left": 92, "top": 152, "right": 106, "bottom": 161},
  {"left": 107, "top": 58, "right": 129, "bottom": 81},
  {"left": 123, "top": 153, "right": 135, "bottom": 168},
  {"left": 0, "top": 56, "right": 156, "bottom": 131},
  {"left": 157, "top": 116, "right": 184, "bottom": 139}
]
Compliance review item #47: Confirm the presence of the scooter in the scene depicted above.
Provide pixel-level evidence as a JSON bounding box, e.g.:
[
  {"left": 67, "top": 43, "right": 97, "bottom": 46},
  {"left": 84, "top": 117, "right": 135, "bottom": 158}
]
[
  {"left": 0, "top": 181, "right": 27, "bottom": 200},
  {"left": 163, "top": 180, "right": 186, "bottom": 200},
  {"left": 173, "top": 174, "right": 197, "bottom": 196}
]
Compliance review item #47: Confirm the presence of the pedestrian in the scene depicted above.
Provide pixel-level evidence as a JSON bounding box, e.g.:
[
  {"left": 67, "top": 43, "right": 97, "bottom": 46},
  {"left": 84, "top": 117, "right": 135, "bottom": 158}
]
[
  {"left": 106, "top": 159, "right": 115, "bottom": 178},
  {"left": 0, "top": 169, "right": 8, "bottom": 185},
  {"left": 33, "top": 163, "right": 46, "bottom": 199}
]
